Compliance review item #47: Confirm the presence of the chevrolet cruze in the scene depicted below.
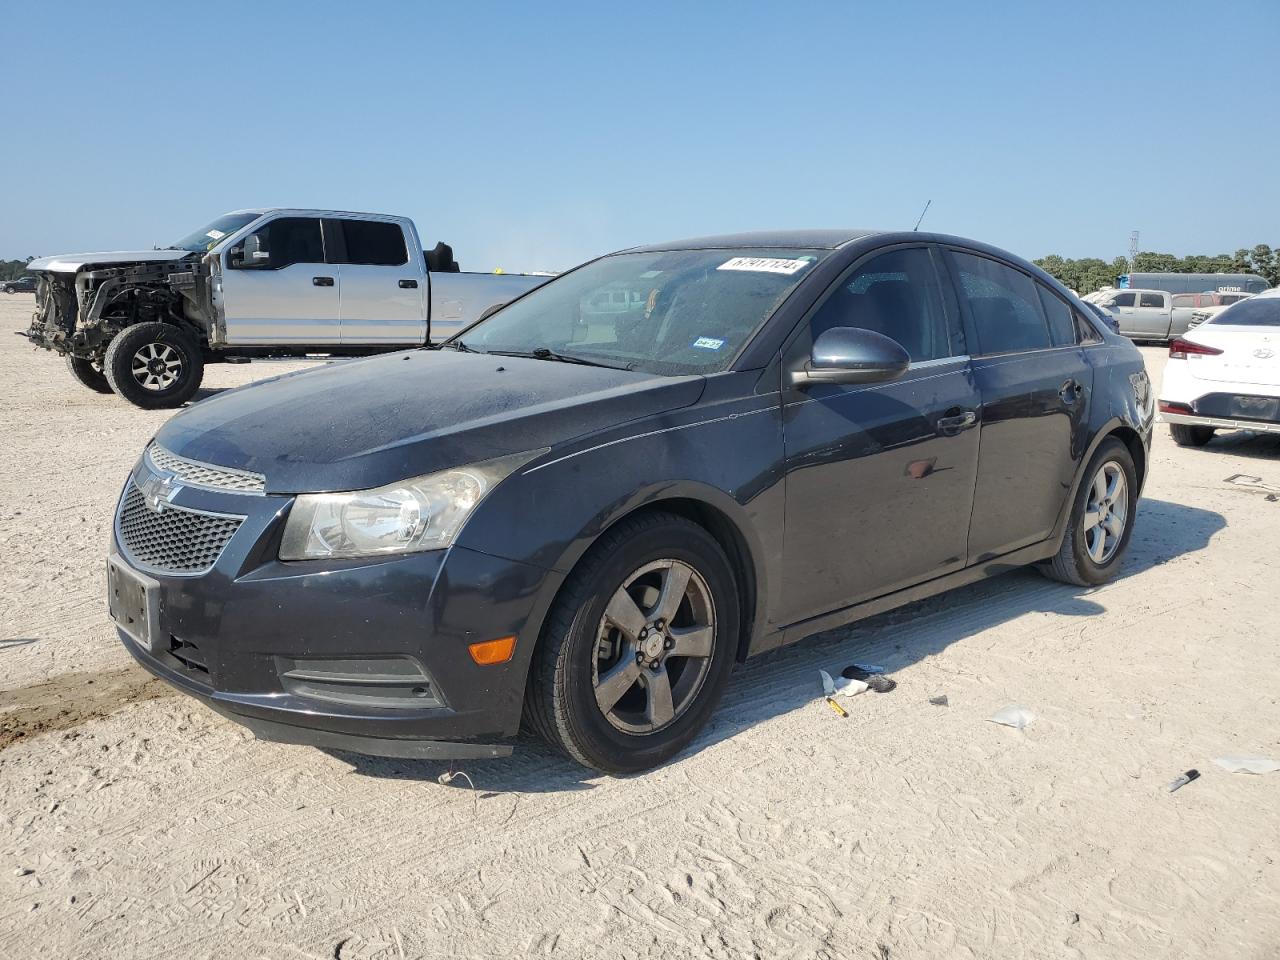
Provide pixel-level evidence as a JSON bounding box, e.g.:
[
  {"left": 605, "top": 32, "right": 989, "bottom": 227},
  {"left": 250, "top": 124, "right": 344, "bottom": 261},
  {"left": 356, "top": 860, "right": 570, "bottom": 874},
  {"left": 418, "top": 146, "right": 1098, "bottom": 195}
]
[{"left": 109, "top": 230, "right": 1153, "bottom": 773}]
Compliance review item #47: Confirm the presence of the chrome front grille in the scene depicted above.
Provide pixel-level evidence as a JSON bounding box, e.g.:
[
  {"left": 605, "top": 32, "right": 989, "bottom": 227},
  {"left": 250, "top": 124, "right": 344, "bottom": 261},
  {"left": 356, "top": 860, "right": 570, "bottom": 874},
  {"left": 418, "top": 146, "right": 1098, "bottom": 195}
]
[
  {"left": 147, "top": 444, "right": 266, "bottom": 494},
  {"left": 116, "top": 483, "right": 244, "bottom": 575}
]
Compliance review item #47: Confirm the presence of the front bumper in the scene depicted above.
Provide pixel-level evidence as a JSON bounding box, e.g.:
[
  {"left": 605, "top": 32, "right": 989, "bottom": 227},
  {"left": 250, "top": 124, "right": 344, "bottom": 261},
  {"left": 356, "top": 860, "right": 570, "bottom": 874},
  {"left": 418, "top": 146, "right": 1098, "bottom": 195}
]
[{"left": 109, "top": 462, "right": 561, "bottom": 760}]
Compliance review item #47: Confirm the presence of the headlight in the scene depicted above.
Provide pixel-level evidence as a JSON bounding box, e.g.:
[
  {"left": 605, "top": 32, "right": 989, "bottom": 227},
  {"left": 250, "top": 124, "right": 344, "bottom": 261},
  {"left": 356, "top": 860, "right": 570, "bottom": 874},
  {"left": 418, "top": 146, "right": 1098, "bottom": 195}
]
[{"left": 279, "top": 450, "right": 543, "bottom": 561}]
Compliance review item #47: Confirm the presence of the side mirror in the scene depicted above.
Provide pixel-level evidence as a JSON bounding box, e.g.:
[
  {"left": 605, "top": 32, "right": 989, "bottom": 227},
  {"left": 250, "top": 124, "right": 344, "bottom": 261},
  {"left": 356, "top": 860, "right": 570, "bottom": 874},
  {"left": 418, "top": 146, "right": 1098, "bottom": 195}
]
[
  {"left": 790, "top": 326, "right": 910, "bottom": 387},
  {"left": 228, "top": 231, "right": 269, "bottom": 269}
]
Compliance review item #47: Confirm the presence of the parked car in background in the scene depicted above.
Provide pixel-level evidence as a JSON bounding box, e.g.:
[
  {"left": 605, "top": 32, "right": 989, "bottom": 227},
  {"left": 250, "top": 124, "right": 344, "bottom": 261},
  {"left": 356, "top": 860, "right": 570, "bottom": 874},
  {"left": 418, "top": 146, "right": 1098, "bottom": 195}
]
[
  {"left": 23, "top": 209, "right": 549, "bottom": 408},
  {"left": 108, "top": 228, "right": 1152, "bottom": 773},
  {"left": 1096, "top": 288, "right": 1251, "bottom": 341},
  {"left": 1185, "top": 291, "right": 1255, "bottom": 330},
  {"left": 1, "top": 275, "right": 36, "bottom": 293},
  {"left": 1159, "top": 296, "right": 1280, "bottom": 446}
]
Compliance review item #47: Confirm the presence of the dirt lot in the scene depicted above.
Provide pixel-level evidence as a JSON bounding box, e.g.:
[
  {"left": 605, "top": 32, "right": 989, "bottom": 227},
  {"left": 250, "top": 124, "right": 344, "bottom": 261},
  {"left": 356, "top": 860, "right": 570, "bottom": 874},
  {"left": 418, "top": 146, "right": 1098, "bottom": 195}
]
[{"left": 1, "top": 292, "right": 1277, "bottom": 960}]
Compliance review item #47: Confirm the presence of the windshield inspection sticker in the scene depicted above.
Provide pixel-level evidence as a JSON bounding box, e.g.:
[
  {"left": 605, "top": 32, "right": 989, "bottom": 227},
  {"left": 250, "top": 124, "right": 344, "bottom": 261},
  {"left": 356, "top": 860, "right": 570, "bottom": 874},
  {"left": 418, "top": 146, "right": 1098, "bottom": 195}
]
[
  {"left": 205, "top": 229, "right": 226, "bottom": 240},
  {"left": 717, "top": 256, "right": 811, "bottom": 275},
  {"left": 693, "top": 336, "right": 725, "bottom": 350}
]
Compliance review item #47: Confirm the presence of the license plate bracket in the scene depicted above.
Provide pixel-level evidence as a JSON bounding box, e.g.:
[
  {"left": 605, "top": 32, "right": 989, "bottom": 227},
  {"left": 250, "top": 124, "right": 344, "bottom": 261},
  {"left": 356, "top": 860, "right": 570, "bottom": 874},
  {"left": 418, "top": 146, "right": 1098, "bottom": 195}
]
[
  {"left": 1231, "top": 395, "right": 1280, "bottom": 421},
  {"left": 107, "top": 557, "right": 161, "bottom": 650}
]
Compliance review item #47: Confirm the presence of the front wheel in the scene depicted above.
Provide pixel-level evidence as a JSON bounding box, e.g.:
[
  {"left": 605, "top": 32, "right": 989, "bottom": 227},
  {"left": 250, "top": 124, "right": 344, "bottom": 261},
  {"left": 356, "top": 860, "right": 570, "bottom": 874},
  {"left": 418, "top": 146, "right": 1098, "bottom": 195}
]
[
  {"left": 1041, "top": 437, "right": 1138, "bottom": 587},
  {"left": 525, "top": 512, "right": 739, "bottom": 774},
  {"left": 65, "top": 355, "right": 113, "bottom": 394},
  {"left": 103, "top": 322, "right": 205, "bottom": 409},
  {"left": 1169, "top": 423, "right": 1214, "bottom": 447}
]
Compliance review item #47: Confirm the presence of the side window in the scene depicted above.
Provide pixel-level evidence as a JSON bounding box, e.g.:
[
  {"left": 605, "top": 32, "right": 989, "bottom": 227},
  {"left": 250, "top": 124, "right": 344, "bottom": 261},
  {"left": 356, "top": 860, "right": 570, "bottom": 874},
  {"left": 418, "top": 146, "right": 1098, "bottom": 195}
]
[
  {"left": 806, "top": 247, "right": 954, "bottom": 363},
  {"left": 262, "top": 217, "right": 324, "bottom": 269},
  {"left": 1111, "top": 292, "right": 1136, "bottom": 307},
  {"left": 335, "top": 219, "right": 408, "bottom": 266},
  {"left": 951, "top": 252, "right": 1052, "bottom": 354},
  {"left": 1077, "top": 307, "right": 1105, "bottom": 343},
  {"left": 1037, "top": 285, "right": 1078, "bottom": 347},
  {"left": 1139, "top": 292, "right": 1165, "bottom": 308},
  {"left": 1172, "top": 294, "right": 1195, "bottom": 308}
]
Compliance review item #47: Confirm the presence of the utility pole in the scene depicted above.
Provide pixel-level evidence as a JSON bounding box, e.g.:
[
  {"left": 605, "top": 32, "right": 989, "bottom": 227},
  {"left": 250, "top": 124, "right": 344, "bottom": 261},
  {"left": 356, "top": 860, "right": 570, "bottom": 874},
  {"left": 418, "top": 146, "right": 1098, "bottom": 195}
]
[{"left": 1129, "top": 230, "right": 1140, "bottom": 272}]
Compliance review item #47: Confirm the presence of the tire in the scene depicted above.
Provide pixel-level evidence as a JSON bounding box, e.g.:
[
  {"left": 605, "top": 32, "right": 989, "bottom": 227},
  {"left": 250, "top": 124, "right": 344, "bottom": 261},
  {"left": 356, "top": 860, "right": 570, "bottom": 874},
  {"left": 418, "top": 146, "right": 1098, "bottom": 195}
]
[
  {"left": 103, "top": 322, "right": 205, "bottom": 409},
  {"left": 1169, "top": 423, "right": 1214, "bottom": 447},
  {"left": 525, "top": 511, "right": 740, "bottom": 774},
  {"left": 1041, "top": 437, "right": 1138, "bottom": 587},
  {"left": 64, "top": 355, "right": 113, "bottom": 394}
]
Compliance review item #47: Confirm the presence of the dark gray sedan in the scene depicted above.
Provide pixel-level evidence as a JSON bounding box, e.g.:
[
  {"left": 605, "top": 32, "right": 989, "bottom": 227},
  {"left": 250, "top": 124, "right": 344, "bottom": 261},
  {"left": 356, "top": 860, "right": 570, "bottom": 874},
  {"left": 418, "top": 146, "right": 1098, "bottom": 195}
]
[{"left": 110, "top": 230, "right": 1153, "bottom": 772}]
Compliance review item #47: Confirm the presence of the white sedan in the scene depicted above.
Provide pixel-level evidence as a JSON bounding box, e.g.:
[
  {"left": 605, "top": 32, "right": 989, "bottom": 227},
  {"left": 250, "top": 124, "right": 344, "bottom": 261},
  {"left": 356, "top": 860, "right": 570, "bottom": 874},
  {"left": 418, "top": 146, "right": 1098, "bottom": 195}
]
[{"left": 1159, "top": 296, "right": 1280, "bottom": 446}]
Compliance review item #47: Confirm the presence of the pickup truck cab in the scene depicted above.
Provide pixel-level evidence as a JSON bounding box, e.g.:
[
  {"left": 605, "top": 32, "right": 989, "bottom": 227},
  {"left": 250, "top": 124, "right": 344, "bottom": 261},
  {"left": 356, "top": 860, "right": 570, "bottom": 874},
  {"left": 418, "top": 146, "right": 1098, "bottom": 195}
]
[
  {"left": 1102, "top": 288, "right": 1255, "bottom": 342},
  {"left": 24, "top": 209, "right": 549, "bottom": 408}
]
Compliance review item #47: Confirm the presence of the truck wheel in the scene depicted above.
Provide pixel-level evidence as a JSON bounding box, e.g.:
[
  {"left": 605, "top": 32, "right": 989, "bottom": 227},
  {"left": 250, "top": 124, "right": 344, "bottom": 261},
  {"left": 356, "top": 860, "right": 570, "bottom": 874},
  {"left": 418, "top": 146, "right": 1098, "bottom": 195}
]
[
  {"left": 104, "top": 323, "right": 205, "bottom": 409},
  {"left": 525, "top": 511, "right": 739, "bottom": 774},
  {"left": 65, "top": 356, "right": 113, "bottom": 394},
  {"left": 1169, "top": 423, "right": 1214, "bottom": 447}
]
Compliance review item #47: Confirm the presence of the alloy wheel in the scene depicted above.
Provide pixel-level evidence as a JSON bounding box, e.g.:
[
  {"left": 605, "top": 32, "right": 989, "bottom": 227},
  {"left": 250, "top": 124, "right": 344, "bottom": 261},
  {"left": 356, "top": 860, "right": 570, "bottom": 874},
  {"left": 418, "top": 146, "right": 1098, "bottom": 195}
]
[
  {"left": 592, "top": 559, "right": 716, "bottom": 734},
  {"left": 131, "top": 342, "right": 184, "bottom": 391},
  {"left": 1083, "top": 461, "right": 1128, "bottom": 564}
]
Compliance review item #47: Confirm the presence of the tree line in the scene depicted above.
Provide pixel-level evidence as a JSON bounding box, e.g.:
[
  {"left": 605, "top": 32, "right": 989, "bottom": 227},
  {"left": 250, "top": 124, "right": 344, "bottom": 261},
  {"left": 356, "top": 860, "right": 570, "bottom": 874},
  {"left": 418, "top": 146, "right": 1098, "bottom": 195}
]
[
  {"left": 0, "top": 258, "right": 35, "bottom": 281},
  {"left": 1034, "top": 245, "right": 1280, "bottom": 295}
]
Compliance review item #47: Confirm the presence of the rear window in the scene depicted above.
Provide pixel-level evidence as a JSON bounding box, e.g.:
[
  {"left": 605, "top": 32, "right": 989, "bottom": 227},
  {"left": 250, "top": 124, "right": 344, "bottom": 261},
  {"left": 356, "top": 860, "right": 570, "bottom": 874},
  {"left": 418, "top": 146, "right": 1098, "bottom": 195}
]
[
  {"left": 336, "top": 219, "right": 408, "bottom": 266},
  {"left": 1172, "top": 294, "right": 1195, "bottom": 308},
  {"left": 1139, "top": 292, "right": 1164, "bottom": 307},
  {"left": 1207, "top": 298, "right": 1280, "bottom": 327}
]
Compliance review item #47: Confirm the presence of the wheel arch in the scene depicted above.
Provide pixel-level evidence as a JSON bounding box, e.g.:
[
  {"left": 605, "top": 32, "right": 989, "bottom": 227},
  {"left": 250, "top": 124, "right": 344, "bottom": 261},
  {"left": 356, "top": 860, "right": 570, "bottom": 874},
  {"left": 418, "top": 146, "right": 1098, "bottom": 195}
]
[{"left": 1051, "top": 416, "right": 1149, "bottom": 548}]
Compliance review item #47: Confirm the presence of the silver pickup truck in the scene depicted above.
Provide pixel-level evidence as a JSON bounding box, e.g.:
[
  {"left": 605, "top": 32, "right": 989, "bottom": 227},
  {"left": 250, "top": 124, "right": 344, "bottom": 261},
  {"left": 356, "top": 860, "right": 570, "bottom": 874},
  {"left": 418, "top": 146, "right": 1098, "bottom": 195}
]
[{"left": 23, "top": 208, "right": 550, "bottom": 407}]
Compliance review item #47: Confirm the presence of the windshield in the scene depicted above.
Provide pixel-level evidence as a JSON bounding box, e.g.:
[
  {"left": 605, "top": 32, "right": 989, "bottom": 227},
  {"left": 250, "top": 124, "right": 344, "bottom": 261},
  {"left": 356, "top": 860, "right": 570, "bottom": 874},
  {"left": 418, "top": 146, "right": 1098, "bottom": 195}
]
[
  {"left": 1207, "top": 298, "right": 1280, "bottom": 327},
  {"left": 171, "top": 212, "right": 262, "bottom": 252},
  {"left": 455, "top": 248, "right": 828, "bottom": 375}
]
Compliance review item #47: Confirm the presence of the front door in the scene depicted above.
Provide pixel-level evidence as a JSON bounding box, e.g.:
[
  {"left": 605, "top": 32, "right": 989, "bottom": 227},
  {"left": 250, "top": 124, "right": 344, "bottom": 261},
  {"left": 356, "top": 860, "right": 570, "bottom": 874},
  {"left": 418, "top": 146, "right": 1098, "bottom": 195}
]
[
  {"left": 945, "top": 249, "right": 1093, "bottom": 560},
  {"left": 778, "top": 245, "right": 981, "bottom": 626},
  {"left": 219, "top": 216, "right": 341, "bottom": 345}
]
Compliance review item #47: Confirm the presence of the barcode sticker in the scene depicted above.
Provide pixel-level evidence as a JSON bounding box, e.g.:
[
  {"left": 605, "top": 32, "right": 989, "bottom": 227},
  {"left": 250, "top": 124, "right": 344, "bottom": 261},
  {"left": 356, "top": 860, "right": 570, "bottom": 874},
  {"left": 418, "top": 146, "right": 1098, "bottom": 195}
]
[{"left": 717, "top": 257, "right": 811, "bottom": 275}]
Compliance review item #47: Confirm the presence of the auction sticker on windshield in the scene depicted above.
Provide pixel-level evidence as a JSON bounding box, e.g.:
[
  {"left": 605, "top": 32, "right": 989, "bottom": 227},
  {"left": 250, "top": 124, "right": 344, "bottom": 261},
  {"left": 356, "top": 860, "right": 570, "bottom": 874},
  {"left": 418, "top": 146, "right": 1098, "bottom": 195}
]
[{"left": 717, "top": 257, "right": 812, "bottom": 275}]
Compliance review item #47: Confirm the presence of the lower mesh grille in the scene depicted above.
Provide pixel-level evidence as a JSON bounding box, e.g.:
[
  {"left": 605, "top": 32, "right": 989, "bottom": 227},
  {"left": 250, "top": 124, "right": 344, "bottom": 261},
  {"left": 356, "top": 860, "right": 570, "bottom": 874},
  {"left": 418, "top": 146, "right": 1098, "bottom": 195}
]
[{"left": 116, "top": 483, "right": 243, "bottom": 575}]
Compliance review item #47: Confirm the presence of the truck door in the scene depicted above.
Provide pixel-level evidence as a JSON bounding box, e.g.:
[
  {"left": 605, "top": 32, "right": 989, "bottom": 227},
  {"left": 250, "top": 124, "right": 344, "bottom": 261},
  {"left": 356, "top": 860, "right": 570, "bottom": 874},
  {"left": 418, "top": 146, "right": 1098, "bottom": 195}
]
[
  {"left": 219, "top": 216, "right": 341, "bottom": 345},
  {"left": 324, "top": 218, "right": 426, "bottom": 345},
  {"left": 1108, "top": 291, "right": 1137, "bottom": 335},
  {"left": 1128, "top": 290, "right": 1172, "bottom": 339}
]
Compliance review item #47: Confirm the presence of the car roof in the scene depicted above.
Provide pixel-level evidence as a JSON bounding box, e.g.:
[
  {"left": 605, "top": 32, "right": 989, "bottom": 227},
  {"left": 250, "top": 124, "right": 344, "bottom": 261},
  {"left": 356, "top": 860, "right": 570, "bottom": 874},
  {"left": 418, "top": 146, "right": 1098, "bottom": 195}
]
[{"left": 623, "top": 229, "right": 881, "bottom": 253}]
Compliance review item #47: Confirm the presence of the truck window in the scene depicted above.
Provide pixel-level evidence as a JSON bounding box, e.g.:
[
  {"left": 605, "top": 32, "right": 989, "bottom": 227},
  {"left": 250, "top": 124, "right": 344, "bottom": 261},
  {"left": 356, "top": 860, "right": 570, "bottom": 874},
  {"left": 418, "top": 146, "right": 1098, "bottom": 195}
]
[
  {"left": 1172, "top": 294, "right": 1195, "bottom": 308},
  {"left": 1111, "top": 292, "right": 1136, "bottom": 307},
  {"left": 334, "top": 220, "right": 408, "bottom": 266},
  {"left": 1139, "top": 292, "right": 1164, "bottom": 308},
  {"left": 262, "top": 218, "right": 324, "bottom": 269}
]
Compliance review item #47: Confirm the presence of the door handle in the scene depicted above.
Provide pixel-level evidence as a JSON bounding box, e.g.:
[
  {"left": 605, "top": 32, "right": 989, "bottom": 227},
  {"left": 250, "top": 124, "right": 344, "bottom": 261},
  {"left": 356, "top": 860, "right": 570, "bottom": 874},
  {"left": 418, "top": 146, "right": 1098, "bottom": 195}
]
[
  {"left": 1059, "top": 379, "right": 1083, "bottom": 403},
  {"left": 312, "top": 276, "right": 335, "bottom": 287},
  {"left": 936, "top": 409, "right": 977, "bottom": 435},
  {"left": 399, "top": 279, "right": 418, "bottom": 289}
]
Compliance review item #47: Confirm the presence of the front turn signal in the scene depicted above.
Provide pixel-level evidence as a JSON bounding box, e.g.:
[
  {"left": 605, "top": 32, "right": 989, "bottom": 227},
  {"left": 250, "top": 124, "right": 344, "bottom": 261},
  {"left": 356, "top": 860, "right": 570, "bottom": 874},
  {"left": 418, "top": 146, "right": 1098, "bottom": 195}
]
[{"left": 468, "top": 635, "right": 517, "bottom": 665}]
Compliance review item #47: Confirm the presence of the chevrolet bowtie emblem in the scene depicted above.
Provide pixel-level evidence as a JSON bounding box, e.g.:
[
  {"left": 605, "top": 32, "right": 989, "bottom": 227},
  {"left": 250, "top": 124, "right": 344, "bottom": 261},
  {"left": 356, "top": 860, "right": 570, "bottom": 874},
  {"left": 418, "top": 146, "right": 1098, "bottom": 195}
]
[{"left": 141, "top": 470, "right": 180, "bottom": 514}]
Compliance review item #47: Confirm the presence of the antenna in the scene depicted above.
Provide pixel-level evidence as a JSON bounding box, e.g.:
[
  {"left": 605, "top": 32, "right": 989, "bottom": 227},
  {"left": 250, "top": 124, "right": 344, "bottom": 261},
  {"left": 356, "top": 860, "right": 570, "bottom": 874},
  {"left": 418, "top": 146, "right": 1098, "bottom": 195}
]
[{"left": 912, "top": 200, "right": 932, "bottom": 232}]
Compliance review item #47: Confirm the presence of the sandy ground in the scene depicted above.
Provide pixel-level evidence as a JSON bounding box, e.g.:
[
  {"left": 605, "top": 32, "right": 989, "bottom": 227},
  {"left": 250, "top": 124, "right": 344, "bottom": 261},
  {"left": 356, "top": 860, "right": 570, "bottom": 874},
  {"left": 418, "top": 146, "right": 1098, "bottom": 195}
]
[{"left": 1, "top": 292, "right": 1278, "bottom": 959}]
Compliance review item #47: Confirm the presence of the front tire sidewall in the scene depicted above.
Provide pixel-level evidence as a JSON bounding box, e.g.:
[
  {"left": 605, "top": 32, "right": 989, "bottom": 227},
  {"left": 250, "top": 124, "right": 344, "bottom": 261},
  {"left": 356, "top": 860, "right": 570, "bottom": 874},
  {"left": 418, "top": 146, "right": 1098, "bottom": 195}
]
[
  {"left": 104, "top": 323, "right": 205, "bottom": 409},
  {"left": 65, "top": 355, "right": 113, "bottom": 394},
  {"left": 551, "top": 521, "right": 739, "bottom": 774}
]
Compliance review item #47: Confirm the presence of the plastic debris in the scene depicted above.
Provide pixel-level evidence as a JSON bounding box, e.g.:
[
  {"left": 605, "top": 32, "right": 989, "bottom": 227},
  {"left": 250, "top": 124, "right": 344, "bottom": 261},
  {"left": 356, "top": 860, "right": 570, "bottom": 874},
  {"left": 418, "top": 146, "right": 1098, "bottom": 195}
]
[
  {"left": 819, "top": 669, "right": 868, "bottom": 698},
  {"left": 1213, "top": 754, "right": 1280, "bottom": 775},
  {"left": 842, "top": 665, "right": 897, "bottom": 692},
  {"left": 825, "top": 697, "right": 849, "bottom": 718},
  {"left": 928, "top": 695, "right": 949, "bottom": 707},
  {"left": 987, "top": 705, "right": 1035, "bottom": 730},
  {"left": 1167, "top": 769, "right": 1200, "bottom": 793}
]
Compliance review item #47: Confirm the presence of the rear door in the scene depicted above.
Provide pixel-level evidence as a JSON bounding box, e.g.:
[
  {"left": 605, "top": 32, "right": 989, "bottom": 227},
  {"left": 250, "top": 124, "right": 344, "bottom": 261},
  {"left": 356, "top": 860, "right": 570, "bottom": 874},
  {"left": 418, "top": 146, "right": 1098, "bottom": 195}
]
[
  {"left": 778, "top": 244, "right": 980, "bottom": 624},
  {"left": 1129, "top": 291, "right": 1172, "bottom": 338},
  {"left": 325, "top": 217, "right": 426, "bottom": 345},
  {"left": 219, "top": 216, "right": 340, "bottom": 345},
  {"left": 944, "top": 249, "right": 1093, "bottom": 561}
]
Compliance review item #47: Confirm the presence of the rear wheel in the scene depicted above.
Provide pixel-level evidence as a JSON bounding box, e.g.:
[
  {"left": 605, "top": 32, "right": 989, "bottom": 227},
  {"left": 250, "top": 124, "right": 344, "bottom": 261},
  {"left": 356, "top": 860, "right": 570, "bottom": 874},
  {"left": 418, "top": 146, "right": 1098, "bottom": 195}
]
[
  {"left": 1169, "top": 423, "right": 1214, "bottom": 447},
  {"left": 64, "top": 356, "right": 113, "bottom": 394},
  {"left": 1041, "top": 437, "right": 1138, "bottom": 587},
  {"left": 103, "top": 322, "right": 205, "bottom": 409},
  {"left": 526, "top": 512, "right": 739, "bottom": 774}
]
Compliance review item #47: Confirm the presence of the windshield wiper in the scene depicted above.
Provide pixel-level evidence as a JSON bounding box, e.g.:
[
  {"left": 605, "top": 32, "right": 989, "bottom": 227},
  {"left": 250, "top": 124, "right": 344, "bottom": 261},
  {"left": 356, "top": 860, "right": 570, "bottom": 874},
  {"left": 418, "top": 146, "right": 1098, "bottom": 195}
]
[
  {"left": 445, "top": 340, "right": 481, "bottom": 353},
  {"left": 486, "top": 347, "right": 634, "bottom": 370}
]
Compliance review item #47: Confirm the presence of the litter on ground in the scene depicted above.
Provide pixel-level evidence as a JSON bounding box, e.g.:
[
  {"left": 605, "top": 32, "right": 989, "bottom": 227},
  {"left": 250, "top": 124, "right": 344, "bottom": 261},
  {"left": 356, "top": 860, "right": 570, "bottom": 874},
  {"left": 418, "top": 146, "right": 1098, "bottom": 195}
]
[
  {"left": 987, "top": 705, "right": 1036, "bottom": 730},
  {"left": 1213, "top": 755, "right": 1280, "bottom": 775}
]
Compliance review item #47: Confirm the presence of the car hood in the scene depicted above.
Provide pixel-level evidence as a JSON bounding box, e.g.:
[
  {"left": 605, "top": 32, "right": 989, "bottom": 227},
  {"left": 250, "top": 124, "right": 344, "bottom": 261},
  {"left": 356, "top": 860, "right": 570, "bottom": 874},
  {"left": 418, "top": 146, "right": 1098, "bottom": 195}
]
[
  {"left": 155, "top": 350, "right": 706, "bottom": 493},
  {"left": 27, "top": 249, "right": 197, "bottom": 273}
]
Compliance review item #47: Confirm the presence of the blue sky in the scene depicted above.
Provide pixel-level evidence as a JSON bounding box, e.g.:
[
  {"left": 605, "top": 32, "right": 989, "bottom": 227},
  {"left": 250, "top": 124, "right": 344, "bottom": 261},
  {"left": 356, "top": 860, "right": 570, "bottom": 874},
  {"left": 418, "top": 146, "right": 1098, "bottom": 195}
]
[{"left": 2, "top": 0, "right": 1277, "bottom": 270}]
